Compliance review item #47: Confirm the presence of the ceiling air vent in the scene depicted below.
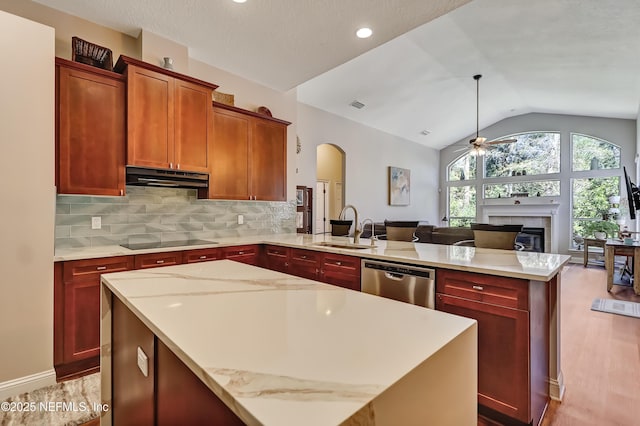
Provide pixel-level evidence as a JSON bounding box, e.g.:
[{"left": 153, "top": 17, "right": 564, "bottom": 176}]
[{"left": 350, "top": 100, "right": 365, "bottom": 109}]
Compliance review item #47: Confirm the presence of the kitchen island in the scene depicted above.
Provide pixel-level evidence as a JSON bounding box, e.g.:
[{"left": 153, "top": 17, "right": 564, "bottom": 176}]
[{"left": 100, "top": 260, "right": 478, "bottom": 425}]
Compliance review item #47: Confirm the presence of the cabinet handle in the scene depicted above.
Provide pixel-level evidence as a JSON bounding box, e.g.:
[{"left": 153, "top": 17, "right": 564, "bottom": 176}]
[
  {"left": 238, "top": 251, "right": 244, "bottom": 255},
  {"left": 177, "top": 164, "right": 180, "bottom": 170},
  {"left": 199, "top": 255, "right": 207, "bottom": 259},
  {"left": 301, "top": 255, "right": 307, "bottom": 259},
  {"left": 96, "top": 266, "right": 107, "bottom": 271},
  {"left": 284, "top": 262, "right": 289, "bottom": 267},
  {"left": 472, "top": 285, "right": 484, "bottom": 291},
  {"left": 336, "top": 261, "right": 342, "bottom": 266},
  {"left": 156, "top": 260, "right": 165, "bottom": 264},
  {"left": 169, "top": 163, "right": 173, "bottom": 169},
  {"left": 120, "top": 189, "right": 124, "bottom": 196}
]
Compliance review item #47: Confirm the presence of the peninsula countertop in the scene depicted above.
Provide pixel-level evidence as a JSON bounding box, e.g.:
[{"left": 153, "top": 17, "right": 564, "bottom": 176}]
[
  {"left": 100, "top": 260, "right": 478, "bottom": 425},
  {"left": 57, "top": 233, "right": 571, "bottom": 281}
]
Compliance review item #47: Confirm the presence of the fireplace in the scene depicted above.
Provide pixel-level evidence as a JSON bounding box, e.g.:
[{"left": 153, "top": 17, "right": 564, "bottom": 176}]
[
  {"left": 517, "top": 227, "right": 545, "bottom": 253},
  {"left": 481, "top": 201, "right": 560, "bottom": 253}
]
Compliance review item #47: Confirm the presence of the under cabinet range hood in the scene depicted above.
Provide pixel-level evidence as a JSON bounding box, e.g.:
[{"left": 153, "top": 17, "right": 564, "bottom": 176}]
[{"left": 126, "top": 166, "right": 209, "bottom": 189}]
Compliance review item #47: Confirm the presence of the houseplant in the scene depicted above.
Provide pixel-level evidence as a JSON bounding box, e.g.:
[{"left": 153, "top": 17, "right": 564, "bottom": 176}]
[{"left": 582, "top": 220, "right": 619, "bottom": 240}]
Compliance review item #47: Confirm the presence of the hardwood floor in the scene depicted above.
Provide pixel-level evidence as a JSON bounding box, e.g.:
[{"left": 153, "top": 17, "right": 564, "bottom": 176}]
[{"left": 540, "top": 264, "right": 640, "bottom": 426}]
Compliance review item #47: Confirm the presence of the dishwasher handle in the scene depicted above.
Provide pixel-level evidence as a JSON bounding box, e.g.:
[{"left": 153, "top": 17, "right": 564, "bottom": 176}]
[{"left": 384, "top": 271, "right": 406, "bottom": 280}]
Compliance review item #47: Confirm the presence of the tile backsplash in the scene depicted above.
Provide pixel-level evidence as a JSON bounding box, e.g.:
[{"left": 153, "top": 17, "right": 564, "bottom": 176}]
[{"left": 55, "top": 186, "right": 296, "bottom": 249}]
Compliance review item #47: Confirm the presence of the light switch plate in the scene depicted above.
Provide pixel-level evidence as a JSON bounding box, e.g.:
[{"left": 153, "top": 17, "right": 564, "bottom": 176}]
[
  {"left": 91, "top": 216, "right": 101, "bottom": 230},
  {"left": 237, "top": 214, "right": 244, "bottom": 225},
  {"left": 137, "top": 346, "right": 148, "bottom": 377}
]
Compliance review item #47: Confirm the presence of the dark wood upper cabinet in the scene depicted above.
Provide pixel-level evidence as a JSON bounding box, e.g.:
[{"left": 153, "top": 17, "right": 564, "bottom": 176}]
[
  {"left": 56, "top": 58, "right": 126, "bottom": 196},
  {"left": 115, "top": 56, "right": 217, "bottom": 173},
  {"left": 210, "top": 103, "right": 289, "bottom": 201}
]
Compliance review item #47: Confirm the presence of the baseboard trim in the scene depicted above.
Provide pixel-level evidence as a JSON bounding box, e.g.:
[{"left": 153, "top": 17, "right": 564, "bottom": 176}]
[
  {"left": 549, "top": 371, "right": 565, "bottom": 401},
  {"left": 0, "top": 369, "right": 56, "bottom": 400}
]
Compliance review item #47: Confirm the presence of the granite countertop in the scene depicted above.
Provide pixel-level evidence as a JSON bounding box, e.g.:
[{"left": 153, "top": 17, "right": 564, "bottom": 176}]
[
  {"left": 101, "top": 260, "right": 477, "bottom": 425},
  {"left": 56, "top": 233, "right": 571, "bottom": 281}
]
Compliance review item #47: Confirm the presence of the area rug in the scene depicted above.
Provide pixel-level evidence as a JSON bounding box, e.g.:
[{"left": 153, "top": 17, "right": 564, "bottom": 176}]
[
  {"left": 591, "top": 298, "right": 640, "bottom": 318},
  {"left": 0, "top": 373, "right": 100, "bottom": 426}
]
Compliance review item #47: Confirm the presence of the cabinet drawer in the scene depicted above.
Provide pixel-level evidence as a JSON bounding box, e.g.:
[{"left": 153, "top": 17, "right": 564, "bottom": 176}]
[
  {"left": 436, "top": 269, "right": 528, "bottom": 310},
  {"left": 222, "top": 245, "right": 259, "bottom": 265},
  {"left": 183, "top": 248, "right": 221, "bottom": 264},
  {"left": 323, "top": 253, "right": 359, "bottom": 276},
  {"left": 63, "top": 256, "right": 133, "bottom": 281},
  {"left": 264, "top": 245, "right": 289, "bottom": 272},
  {"left": 290, "top": 248, "right": 321, "bottom": 264},
  {"left": 135, "top": 252, "right": 183, "bottom": 269}
]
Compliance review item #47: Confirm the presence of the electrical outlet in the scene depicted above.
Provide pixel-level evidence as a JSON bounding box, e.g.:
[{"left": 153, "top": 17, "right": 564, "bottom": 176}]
[
  {"left": 237, "top": 214, "right": 244, "bottom": 225},
  {"left": 91, "top": 216, "right": 101, "bottom": 230}
]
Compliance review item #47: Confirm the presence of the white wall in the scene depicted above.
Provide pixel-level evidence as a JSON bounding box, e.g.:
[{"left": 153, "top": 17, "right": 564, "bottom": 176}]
[
  {"left": 0, "top": 11, "right": 55, "bottom": 396},
  {"left": 297, "top": 103, "right": 440, "bottom": 227},
  {"left": 440, "top": 113, "right": 637, "bottom": 253}
]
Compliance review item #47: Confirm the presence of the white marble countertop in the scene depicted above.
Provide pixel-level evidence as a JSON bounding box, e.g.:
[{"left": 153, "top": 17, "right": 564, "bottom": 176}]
[
  {"left": 102, "top": 260, "right": 477, "bottom": 425},
  {"left": 56, "top": 233, "right": 570, "bottom": 281}
]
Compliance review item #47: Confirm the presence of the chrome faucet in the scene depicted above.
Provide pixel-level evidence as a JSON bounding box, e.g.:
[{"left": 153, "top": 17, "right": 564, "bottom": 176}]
[
  {"left": 361, "top": 218, "right": 377, "bottom": 246},
  {"left": 339, "top": 204, "right": 361, "bottom": 244}
]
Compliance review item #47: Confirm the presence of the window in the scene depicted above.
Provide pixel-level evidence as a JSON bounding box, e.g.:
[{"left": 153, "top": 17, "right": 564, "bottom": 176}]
[
  {"left": 572, "top": 134, "right": 620, "bottom": 171},
  {"left": 448, "top": 154, "right": 476, "bottom": 181},
  {"left": 484, "top": 180, "right": 560, "bottom": 199},
  {"left": 572, "top": 177, "right": 620, "bottom": 246},
  {"left": 448, "top": 185, "right": 475, "bottom": 227},
  {"left": 484, "top": 132, "right": 560, "bottom": 178}
]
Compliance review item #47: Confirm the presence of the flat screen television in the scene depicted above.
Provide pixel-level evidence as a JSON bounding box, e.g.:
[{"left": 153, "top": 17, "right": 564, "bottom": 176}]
[{"left": 623, "top": 166, "right": 640, "bottom": 219}]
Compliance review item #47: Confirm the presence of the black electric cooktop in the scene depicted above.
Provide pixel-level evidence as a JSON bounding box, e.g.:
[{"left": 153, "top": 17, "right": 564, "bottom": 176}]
[{"left": 120, "top": 239, "right": 217, "bottom": 251}]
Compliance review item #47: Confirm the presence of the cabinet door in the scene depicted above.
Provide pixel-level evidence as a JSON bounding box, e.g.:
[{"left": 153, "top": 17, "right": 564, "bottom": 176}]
[
  {"left": 436, "top": 293, "right": 530, "bottom": 423},
  {"left": 263, "top": 245, "right": 289, "bottom": 272},
  {"left": 289, "top": 248, "right": 322, "bottom": 280},
  {"left": 250, "top": 119, "right": 287, "bottom": 201},
  {"left": 127, "top": 65, "right": 175, "bottom": 169},
  {"left": 55, "top": 256, "right": 133, "bottom": 374},
  {"left": 112, "top": 297, "right": 155, "bottom": 426},
  {"left": 174, "top": 80, "right": 212, "bottom": 173},
  {"left": 156, "top": 340, "right": 244, "bottom": 425},
  {"left": 210, "top": 108, "right": 250, "bottom": 199},
  {"left": 322, "top": 253, "right": 361, "bottom": 290},
  {"left": 63, "top": 278, "right": 101, "bottom": 363},
  {"left": 57, "top": 63, "right": 125, "bottom": 196},
  {"left": 135, "top": 251, "right": 183, "bottom": 269}
]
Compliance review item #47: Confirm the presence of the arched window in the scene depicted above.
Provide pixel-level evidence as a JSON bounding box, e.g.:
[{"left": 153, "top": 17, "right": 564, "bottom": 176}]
[
  {"left": 448, "top": 154, "right": 476, "bottom": 181},
  {"left": 571, "top": 133, "right": 620, "bottom": 171},
  {"left": 484, "top": 132, "right": 560, "bottom": 178}
]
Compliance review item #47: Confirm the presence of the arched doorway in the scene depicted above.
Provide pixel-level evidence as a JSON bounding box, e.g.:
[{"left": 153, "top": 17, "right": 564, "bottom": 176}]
[{"left": 316, "top": 144, "right": 345, "bottom": 234}]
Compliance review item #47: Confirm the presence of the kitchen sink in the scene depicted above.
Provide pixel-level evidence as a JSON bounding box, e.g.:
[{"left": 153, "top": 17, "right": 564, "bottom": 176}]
[{"left": 312, "top": 242, "right": 376, "bottom": 250}]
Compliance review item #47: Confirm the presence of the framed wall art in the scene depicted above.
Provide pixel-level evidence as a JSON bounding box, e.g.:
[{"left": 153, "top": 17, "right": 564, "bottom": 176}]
[{"left": 389, "top": 166, "right": 410, "bottom": 206}]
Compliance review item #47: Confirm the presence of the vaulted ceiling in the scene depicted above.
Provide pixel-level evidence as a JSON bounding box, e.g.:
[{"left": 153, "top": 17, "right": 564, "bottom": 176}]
[{"left": 35, "top": 0, "right": 640, "bottom": 149}]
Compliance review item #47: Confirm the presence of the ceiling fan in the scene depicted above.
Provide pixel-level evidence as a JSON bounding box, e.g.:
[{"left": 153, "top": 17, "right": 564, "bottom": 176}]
[{"left": 465, "top": 74, "right": 516, "bottom": 156}]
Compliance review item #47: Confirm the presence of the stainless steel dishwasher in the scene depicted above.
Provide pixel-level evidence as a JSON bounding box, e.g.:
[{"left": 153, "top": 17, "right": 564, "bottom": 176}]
[{"left": 361, "top": 259, "right": 436, "bottom": 309}]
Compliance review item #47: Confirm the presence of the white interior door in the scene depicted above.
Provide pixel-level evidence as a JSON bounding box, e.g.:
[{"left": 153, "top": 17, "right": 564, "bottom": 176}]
[{"left": 315, "top": 181, "right": 329, "bottom": 234}]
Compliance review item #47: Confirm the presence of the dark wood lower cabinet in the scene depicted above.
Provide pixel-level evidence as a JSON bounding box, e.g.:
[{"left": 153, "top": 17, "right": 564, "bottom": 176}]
[
  {"left": 111, "top": 296, "right": 243, "bottom": 425},
  {"left": 56, "top": 244, "right": 359, "bottom": 380},
  {"left": 112, "top": 297, "right": 155, "bottom": 426},
  {"left": 436, "top": 269, "right": 549, "bottom": 426},
  {"left": 261, "top": 245, "right": 361, "bottom": 290},
  {"left": 54, "top": 256, "right": 134, "bottom": 380},
  {"left": 156, "top": 340, "right": 244, "bottom": 425}
]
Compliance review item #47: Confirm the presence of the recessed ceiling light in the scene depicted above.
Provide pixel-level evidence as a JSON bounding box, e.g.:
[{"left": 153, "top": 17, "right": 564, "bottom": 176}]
[
  {"left": 233, "top": 0, "right": 247, "bottom": 3},
  {"left": 350, "top": 100, "right": 365, "bottom": 109},
  {"left": 420, "top": 130, "right": 431, "bottom": 136},
  {"left": 356, "top": 27, "right": 373, "bottom": 39}
]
